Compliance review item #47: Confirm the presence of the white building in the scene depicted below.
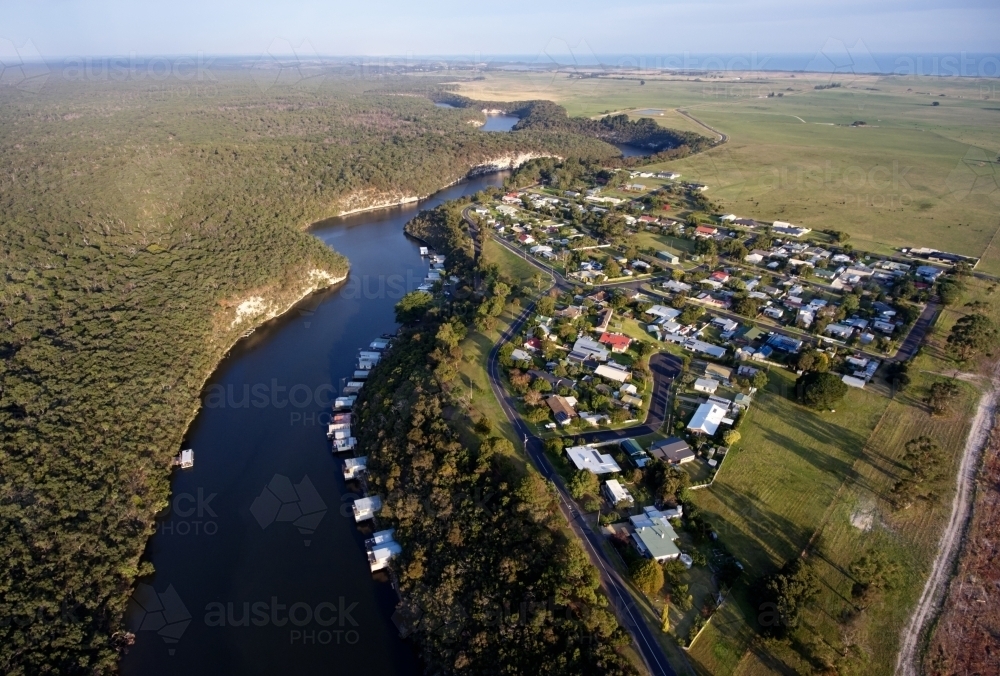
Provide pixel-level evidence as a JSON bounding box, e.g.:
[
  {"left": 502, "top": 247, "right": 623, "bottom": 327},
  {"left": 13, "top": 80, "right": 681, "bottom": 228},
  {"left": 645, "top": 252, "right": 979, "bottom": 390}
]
[
  {"left": 687, "top": 402, "right": 728, "bottom": 435},
  {"left": 602, "top": 479, "right": 634, "bottom": 506},
  {"left": 566, "top": 446, "right": 622, "bottom": 474}
]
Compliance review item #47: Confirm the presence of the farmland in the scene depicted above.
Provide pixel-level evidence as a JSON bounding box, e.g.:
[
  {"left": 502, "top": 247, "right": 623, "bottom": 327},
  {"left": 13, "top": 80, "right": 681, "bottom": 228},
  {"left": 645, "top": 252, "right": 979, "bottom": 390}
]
[{"left": 450, "top": 72, "right": 1000, "bottom": 274}]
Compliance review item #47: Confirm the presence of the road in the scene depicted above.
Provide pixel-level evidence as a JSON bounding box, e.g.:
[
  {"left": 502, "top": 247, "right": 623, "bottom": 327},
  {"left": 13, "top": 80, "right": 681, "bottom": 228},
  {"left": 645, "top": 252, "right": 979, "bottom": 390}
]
[{"left": 895, "top": 359, "right": 1000, "bottom": 676}]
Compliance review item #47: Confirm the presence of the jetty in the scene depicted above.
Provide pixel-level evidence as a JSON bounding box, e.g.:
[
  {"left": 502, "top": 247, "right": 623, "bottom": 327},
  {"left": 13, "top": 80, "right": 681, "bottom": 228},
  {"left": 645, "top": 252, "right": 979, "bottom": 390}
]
[{"left": 172, "top": 449, "right": 194, "bottom": 469}]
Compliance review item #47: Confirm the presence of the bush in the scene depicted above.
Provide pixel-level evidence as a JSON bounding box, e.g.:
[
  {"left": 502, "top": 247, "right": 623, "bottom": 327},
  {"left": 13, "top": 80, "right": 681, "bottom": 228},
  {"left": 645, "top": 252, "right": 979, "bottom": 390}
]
[{"left": 568, "top": 469, "right": 599, "bottom": 499}]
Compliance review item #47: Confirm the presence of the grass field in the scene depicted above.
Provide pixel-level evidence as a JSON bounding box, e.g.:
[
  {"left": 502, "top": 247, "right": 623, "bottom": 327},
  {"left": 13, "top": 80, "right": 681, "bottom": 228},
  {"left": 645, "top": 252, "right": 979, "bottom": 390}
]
[{"left": 451, "top": 72, "right": 1000, "bottom": 274}]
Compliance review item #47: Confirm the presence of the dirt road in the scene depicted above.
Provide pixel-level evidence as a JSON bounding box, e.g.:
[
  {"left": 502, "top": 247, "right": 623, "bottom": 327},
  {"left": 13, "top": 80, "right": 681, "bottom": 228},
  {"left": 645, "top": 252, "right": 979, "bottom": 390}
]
[{"left": 895, "top": 360, "right": 1000, "bottom": 676}]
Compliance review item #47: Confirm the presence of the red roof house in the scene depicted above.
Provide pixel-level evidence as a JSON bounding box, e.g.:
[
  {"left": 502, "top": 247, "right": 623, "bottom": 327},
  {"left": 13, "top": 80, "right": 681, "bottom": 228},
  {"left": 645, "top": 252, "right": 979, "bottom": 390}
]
[{"left": 598, "top": 332, "right": 632, "bottom": 353}]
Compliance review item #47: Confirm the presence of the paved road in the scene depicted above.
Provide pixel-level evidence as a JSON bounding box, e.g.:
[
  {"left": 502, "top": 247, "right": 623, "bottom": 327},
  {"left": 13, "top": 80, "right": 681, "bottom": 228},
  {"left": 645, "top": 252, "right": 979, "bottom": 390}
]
[{"left": 487, "top": 301, "right": 679, "bottom": 676}]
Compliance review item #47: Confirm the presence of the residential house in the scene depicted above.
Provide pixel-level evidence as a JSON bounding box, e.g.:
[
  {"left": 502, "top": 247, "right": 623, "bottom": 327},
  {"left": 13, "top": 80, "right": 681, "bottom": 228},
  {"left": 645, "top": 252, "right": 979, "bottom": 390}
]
[
  {"left": 352, "top": 496, "right": 382, "bottom": 522},
  {"left": 694, "top": 225, "right": 718, "bottom": 238},
  {"left": 646, "top": 305, "right": 682, "bottom": 321},
  {"left": 662, "top": 280, "right": 692, "bottom": 294},
  {"left": 510, "top": 348, "right": 532, "bottom": 362},
  {"left": 598, "top": 332, "right": 632, "bottom": 353},
  {"left": 657, "top": 251, "right": 680, "bottom": 265},
  {"left": 595, "top": 308, "right": 614, "bottom": 333},
  {"left": 570, "top": 336, "right": 610, "bottom": 362},
  {"left": 516, "top": 233, "right": 535, "bottom": 245},
  {"left": 620, "top": 438, "right": 650, "bottom": 467},
  {"left": 648, "top": 437, "right": 696, "bottom": 464},
  {"left": 687, "top": 402, "right": 728, "bottom": 435},
  {"left": 603, "top": 479, "right": 634, "bottom": 506},
  {"left": 566, "top": 446, "right": 621, "bottom": 474},
  {"left": 546, "top": 395, "right": 577, "bottom": 425},
  {"left": 595, "top": 361, "right": 632, "bottom": 383},
  {"left": 693, "top": 377, "right": 719, "bottom": 395},
  {"left": 631, "top": 521, "right": 682, "bottom": 562}
]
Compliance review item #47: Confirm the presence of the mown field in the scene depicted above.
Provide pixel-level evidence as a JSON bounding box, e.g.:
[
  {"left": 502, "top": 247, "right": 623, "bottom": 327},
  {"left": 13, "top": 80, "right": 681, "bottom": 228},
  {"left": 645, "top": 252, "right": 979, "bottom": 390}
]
[{"left": 451, "top": 71, "right": 1000, "bottom": 274}]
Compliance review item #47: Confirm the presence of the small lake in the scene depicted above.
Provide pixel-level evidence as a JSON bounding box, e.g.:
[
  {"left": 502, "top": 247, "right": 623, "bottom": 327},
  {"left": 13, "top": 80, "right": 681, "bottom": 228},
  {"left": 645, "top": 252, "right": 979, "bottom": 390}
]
[
  {"left": 120, "top": 172, "right": 508, "bottom": 676},
  {"left": 481, "top": 114, "right": 519, "bottom": 132},
  {"left": 612, "top": 142, "right": 652, "bottom": 158}
]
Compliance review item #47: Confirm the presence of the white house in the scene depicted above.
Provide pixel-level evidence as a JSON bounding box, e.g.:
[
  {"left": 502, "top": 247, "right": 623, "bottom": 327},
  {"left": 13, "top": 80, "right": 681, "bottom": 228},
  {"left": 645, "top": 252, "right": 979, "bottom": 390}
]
[
  {"left": 693, "top": 378, "right": 720, "bottom": 395},
  {"left": 602, "top": 479, "right": 634, "bottom": 506},
  {"left": 566, "top": 446, "right": 621, "bottom": 474},
  {"left": 595, "top": 362, "right": 631, "bottom": 383},
  {"left": 687, "top": 402, "right": 728, "bottom": 435}
]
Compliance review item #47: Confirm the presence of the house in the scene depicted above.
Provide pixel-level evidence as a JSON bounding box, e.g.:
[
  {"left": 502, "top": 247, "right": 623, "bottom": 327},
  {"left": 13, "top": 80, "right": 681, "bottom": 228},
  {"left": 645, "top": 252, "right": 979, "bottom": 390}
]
[
  {"left": 646, "top": 305, "right": 682, "bottom": 321},
  {"left": 557, "top": 305, "right": 583, "bottom": 319},
  {"left": 367, "top": 530, "right": 403, "bottom": 572},
  {"left": 546, "top": 395, "right": 577, "bottom": 425},
  {"left": 595, "top": 308, "right": 614, "bottom": 333},
  {"left": 771, "top": 221, "right": 811, "bottom": 238},
  {"left": 528, "top": 369, "right": 574, "bottom": 391},
  {"left": 763, "top": 306, "right": 784, "bottom": 320},
  {"left": 873, "top": 320, "right": 896, "bottom": 334},
  {"left": 825, "top": 323, "right": 854, "bottom": 340},
  {"left": 682, "top": 339, "right": 727, "bottom": 359},
  {"left": 566, "top": 446, "right": 621, "bottom": 474},
  {"left": 694, "top": 225, "right": 718, "bottom": 238},
  {"left": 687, "top": 402, "right": 728, "bottom": 435},
  {"left": 657, "top": 251, "right": 680, "bottom": 265},
  {"left": 516, "top": 233, "right": 535, "bottom": 245},
  {"left": 745, "top": 252, "right": 765, "bottom": 265},
  {"left": 529, "top": 245, "right": 553, "bottom": 255},
  {"left": 173, "top": 449, "right": 194, "bottom": 469},
  {"left": 620, "top": 438, "right": 650, "bottom": 467},
  {"left": 603, "top": 479, "right": 634, "bottom": 506},
  {"left": 648, "top": 437, "right": 696, "bottom": 464},
  {"left": 916, "top": 265, "right": 944, "bottom": 282},
  {"left": 496, "top": 204, "right": 518, "bottom": 217},
  {"left": 662, "top": 280, "right": 692, "bottom": 293},
  {"left": 632, "top": 523, "right": 681, "bottom": 562},
  {"left": 510, "top": 348, "right": 532, "bottom": 362},
  {"left": 766, "top": 334, "right": 804, "bottom": 353},
  {"left": 704, "top": 363, "right": 734, "bottom": 383},
  {"left": 570, "top": 337, "right": 610, "bottom": 362},
  {"left": 732, "top": 393, "right": 753, "bottom": 409},
  {"left": 501, "top": 192, "right": 521, "bottom": 204},
  {"left": 842, "top": 375, "right": 867, "bottom": 388},
  {"left": 343, "top": 456, "right": 367, "bottom": 480},
  {"left": 352, "top": 496, "right": 382, "bottom": 522},
  {"left": 712, "top": 317, "right": 739, "bottom": 334},
  {"left": 693, "top": 378, "right": 719, "bottom": 395},
  {"left": 595, "top": 362, "right": 632, "bottom": 383},
  {"left": 621, "top": 393, "right": 643, "bottom": 407},
  {"left": 599, "top": 332, "right": 632, "bottom": 353},
  {"left": 709, "top": 271, "right": 730, "bottom": 284}
]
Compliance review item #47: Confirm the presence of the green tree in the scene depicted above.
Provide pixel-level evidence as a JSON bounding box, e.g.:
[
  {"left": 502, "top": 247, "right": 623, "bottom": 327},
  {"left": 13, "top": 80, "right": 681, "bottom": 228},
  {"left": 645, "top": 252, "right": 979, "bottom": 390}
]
[
  {"left": 796, "top": 371, "right": 848, "bottom": 410},
  {"left": 947, "top": 313, "right": 996, "bottom": 359},
  {"left": 395, "top": 291, "right": 434, "bottom": 324},
  {"left": 568, "top": 469, "right": 599, "bottom": 499},
  {"left": 722, "top": 430, "right": 741, "bottom": 446},
  {"left": 925, "top": 380, "right": 961, "bottom": 415},
  {"left": 630, "top": 558, "right": 665, "bottom": 594}
]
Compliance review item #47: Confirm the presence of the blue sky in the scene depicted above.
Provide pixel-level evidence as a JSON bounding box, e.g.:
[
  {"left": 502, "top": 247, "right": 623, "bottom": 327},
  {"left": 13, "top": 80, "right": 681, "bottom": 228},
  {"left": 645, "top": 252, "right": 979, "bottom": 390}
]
[{"left": 0, "top": 0, "right": 997, "bottom": 59}]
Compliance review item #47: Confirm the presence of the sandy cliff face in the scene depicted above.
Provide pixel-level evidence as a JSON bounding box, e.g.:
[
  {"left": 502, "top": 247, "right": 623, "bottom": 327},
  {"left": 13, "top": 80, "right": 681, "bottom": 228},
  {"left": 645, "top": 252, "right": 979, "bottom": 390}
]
[
  {"left": 226, "top": 269, "right": 347, "bottom": 331},
  {"left": 467, "top": 152, "right": 559, "bottom": 175}
]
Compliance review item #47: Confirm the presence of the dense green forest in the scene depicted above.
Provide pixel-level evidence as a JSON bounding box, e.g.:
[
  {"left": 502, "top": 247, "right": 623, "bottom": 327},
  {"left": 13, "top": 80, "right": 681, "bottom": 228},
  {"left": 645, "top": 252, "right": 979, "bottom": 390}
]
[
  {"left": 357, "top": 203, "right": 637, "bottom": 674},
  {"left": 0, "top": 67, "right": 704, "bottom": 673}
]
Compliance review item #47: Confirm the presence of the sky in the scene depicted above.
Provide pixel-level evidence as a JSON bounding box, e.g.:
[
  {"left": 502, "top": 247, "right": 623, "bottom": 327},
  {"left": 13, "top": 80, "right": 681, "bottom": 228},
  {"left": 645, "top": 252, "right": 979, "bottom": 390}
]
[{"left": 0, "top": 0, "right": 997, "bottom": 62}]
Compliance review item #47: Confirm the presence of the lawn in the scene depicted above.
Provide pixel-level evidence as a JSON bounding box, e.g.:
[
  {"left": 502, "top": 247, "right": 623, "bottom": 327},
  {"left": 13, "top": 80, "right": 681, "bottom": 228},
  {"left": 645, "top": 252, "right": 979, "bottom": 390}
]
[{"left": 452, "top": 72, "right": 1000, "bottom": 274}]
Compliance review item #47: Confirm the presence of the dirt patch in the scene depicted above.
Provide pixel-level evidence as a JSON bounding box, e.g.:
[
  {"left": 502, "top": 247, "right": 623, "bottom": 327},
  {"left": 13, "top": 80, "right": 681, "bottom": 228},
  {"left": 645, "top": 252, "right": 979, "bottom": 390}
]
[{"left": 850, "top": 509, "right": 875, "bottom": 532}]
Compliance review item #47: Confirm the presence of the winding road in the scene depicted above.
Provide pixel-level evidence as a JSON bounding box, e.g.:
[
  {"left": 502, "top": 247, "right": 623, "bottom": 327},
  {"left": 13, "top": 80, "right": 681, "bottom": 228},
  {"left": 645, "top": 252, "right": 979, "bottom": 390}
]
[{"left": 467, "top": 206, "right": 683, "bottom": 675}]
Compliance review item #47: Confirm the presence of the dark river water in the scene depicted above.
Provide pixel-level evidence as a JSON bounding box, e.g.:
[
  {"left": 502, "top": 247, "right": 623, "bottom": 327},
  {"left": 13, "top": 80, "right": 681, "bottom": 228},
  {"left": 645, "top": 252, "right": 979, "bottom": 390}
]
[{"left": 121, "top": 172, "right": 508, "bottom": 676}]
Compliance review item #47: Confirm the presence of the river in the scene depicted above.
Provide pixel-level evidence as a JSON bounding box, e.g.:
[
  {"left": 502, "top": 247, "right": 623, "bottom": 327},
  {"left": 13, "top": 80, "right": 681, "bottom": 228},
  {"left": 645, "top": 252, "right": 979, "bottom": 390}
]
[{"left": 121, "top": 172, "right": 508, "bottom": 676}]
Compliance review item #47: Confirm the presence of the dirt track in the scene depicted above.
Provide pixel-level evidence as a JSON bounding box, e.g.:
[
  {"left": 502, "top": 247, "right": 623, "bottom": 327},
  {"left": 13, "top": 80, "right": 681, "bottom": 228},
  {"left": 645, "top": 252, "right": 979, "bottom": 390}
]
[{"left": 894, "top": 361, "right": 1000, "bottom": 676}]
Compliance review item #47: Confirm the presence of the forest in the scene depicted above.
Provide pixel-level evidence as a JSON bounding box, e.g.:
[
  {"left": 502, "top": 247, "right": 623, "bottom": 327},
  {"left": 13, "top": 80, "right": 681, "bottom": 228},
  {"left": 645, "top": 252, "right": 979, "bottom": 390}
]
[
  {"left": 357, "top": 203, "right": 638, "bottom": 674},
  {"left": 0, "top": 67, "right": 705, "bottom": 673}
]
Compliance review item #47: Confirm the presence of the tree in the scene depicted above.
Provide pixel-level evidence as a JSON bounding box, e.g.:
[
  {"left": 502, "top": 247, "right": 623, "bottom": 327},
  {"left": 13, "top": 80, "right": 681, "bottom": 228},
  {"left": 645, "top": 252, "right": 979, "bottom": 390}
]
[
  {"left": 947, "top": 313, "right": 996, "bottom": 359},
  {"left": 925, "top": 380, "right": 961, "bottom": 416},
  {"left": 796, "top": 371, "right": 848, "bottom": 410},
  {"left": 757, "top": 559, "right": 820, "bottom": 637},
  {"left": 732, "top": 295, "right": 761, "bottom": 317},
  {"left": 660, "top": 604, "right": 670, "bottom": 633},
  {"left": 605, "top": 259, "right": 622, "bottom": 279},
  {"left": 673, "top": 584, "right": 693, "bottom": 611},
  {"left": 395, "top": 290, "right": 433, "bottom": 324},
  {"left": 722, "top": 430, "right": 741, "bottom": 446},
  {"left": 892, "top": 436, "right": 944, "bottom": 507},
  {"left": 630, "top": 558, "right": 665, "bottom": 594},
  {"left": 849, "top": 549, "right": 900, "bottom": 605},
  {"left": 885, "top": 360, "right": 911, "bottom": 392},
  {"left": 751, "top": 370, "right": 770, "bottom": 390},
  {"left": 568, "top": 470, "right": 599, "bottom": 499}
]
